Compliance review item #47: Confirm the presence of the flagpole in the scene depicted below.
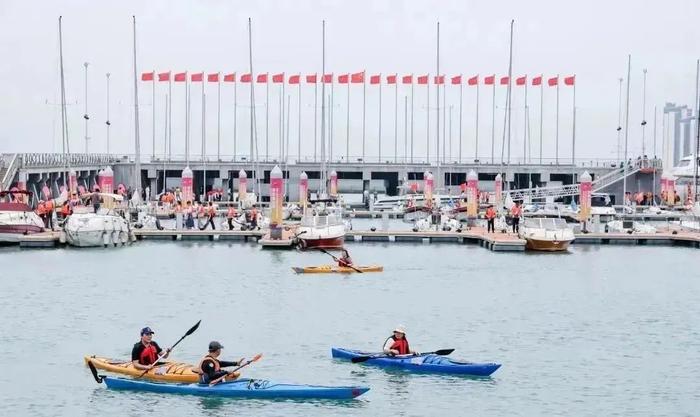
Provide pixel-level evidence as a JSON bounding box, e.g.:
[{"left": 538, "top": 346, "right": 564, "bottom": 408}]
[
  {"left": 132, "top": 16, "right": 141, "bottom": 193},
  {"left": 162, "top": 93, "right": 167, "bottom": 193},
  {"left": 280, "top": 76, "right": 284, "bottom": 160},
  {"left": 459, "top": 77, "right": 463, "bottom": 163},
  {"left": 330, "top": 80, "right": 334, "bottom": 162},
  {"left": 572, "top": 77, "right": 576, "bottom": 165},
  {"left": 411, "top": 79, "right": 414, "bottom": 163},
  {"left": 491, "top": 80, "right": 495, "bottom": 164},
  {"left": 539, "top": 76, "right": 543, "bottom": 164},
  {"left": 524, "top": 78, "right": 528, "bottom": 162},
  {"left": 233, "top": 75, "right": 237, "bottom": 161},
  {"left": 378, "top": 73, "right": 382, "bottom": 161},
  {"left": 404, "top": 95, "right": 408, "bottom": 163},
  {"left": 362, "top": 70, "right": 366, "bottom": 162},
  {"left": 298, "top": 79, "right": 301, "bottom": 161},
  {"left": 556, "top": 73, "right": 560, "bottom": 164},
  {"left": 217, "top": 73, "right": 221, "bottom": 161},
  {"left": 394, "top": 76, "right": 398, "bottom": 163},
  {"left": 475, "top": 79, "right": 479, "bottom": 161},
  {"left": 84, "top": 62, "right": 89, "bottom": 153},
  {"left": 168, "top": 74, "right": 172, "bottom": 161},
  {"left": 346, "top": 78, "right": 350, "bottom": 161},
  {"left": 202, "top": 88, "right": 206, "bottom": 198},
  {"left": 314, "top": 76, "right": 318, "bottom": 162},
  {"left": 436, "top": 22, "right": 440, "bottom": 170},
  {"left": 152, "top": 73, "right": 156, "bottom": 159},
  {"left": 266, "top": 75, "right": 269, "bottom": 161},
  {"left": 427, "top": 74, "right": 430, "bottom": 164},
  {"left": 506, "top": 20, "right": 514, "bottom": 165},
  {"left": 106, "top": 73, "right": 111, "bottom": 156},
  {"left": 641, "top": 68, "right": 647, "bottom": 157}
]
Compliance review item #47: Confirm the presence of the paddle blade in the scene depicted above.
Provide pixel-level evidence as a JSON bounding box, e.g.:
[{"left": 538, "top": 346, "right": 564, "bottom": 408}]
[
  {"left": 250, "top": 353, "right": 263, "bottom": 363},
  {"left": 87, "top": 361, "right": 104, "bottom": 384},
  {"left": 185, "top": 320, "right": 202, "bottom": 336},
  {"left": 434, "top": 349, "right": 455, "bottom": 356}
]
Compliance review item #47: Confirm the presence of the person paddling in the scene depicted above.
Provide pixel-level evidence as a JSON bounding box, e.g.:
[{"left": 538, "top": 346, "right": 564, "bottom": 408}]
[
  {"left": 197, "top": 341, "right": 244, "bottom": 384},
  {"left": 131, "top": 327, "right": 171, "bottom": 371},
  {"left": 383, "top": 325, "right": 417, "bottom": 356},
  {"left": 338, "top": 249, "right": 353, "bottom": 267}
]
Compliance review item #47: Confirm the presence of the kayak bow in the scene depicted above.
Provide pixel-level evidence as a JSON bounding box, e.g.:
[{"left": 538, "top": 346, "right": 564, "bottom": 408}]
[{"left": 331, "top": 347, "right": 500, "bottom": 376}]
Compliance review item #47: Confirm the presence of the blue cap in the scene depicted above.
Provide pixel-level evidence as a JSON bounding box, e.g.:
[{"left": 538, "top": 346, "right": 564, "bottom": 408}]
[{"left": 140, "top": 327, "right": 155, "bottom": 336}]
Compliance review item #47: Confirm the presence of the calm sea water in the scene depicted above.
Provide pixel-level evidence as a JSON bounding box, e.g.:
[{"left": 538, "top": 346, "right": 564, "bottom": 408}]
[{"left": 1, "top": 241, "right": 698, "bottom": 416}]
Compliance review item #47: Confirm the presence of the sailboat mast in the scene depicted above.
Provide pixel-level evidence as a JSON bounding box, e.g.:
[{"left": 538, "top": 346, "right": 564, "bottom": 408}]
[
  {"left": 319, "top": 20, "right": 327, "bottom": 196},
  {"left": 132, "top": 16, "right": 142, "bottom": 194},
  {"left": 58, "top": 16, "right": 72, "bottom": 185}
]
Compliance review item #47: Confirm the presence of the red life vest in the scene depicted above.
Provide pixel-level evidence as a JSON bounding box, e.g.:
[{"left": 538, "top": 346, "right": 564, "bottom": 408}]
[
  {"left": 139, "top": 343, "right": 158, "bottom": 365},
  {"left": 387, "top": 335, "right": 410, "bottom": 355}
]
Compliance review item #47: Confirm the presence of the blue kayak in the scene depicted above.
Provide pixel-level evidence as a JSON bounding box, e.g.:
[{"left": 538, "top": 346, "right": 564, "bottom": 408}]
[
  {"left": 102, "top": 376, "right": 369, "bottom": 400},
  {"left": 331, "top": 347, "right": 500, "bottom": 376}
]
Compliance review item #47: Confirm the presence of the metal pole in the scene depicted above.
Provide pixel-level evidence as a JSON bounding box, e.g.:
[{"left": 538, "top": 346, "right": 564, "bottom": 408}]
[
  {"left": 617, "top": 77, "right": 623, "bottom": 162},
  {"left": 623, "top": 55, "right": 631, "bottom": 204},
  {"left": 653, "top": 104, "right": 657, "bottom": 201},
  {"left": 539, "top": 78, "right": 543, "bottom": 163},
  {"left": 506, "top": 20, "right": 514, "bottom": 165},
  {"left": 346, "top": 79, "right": 350, "bottom": 161},
  {"left": 572, "top": 80, "right": 576, "bottom": 165},
  {"left": 186, "top": 79, "right": 190, "bottom": 165},
  {"left": 168, "top": 76, "right": 172, "bottom": 161},
  {"left": 132, "top": 16, "right": 141, "bottom": 192},
  {"left": 411, "top": 81, "right": 414, "bottom": 163},
  {"left": 404, "top": 95, "right": 408, "bottom": 163},
  {"left": 459, "top": 79, "right": 462, "bottom": 163},
  {"left": 427, "top": 74, "right": 430, "bottom": 163},
  {"left": 475, "top": 81, "right": 480, "bottom": 161},
  {"left": 152, "top": 72, "right": 155, "bottom": 159},
  {"left": 84, "top": 62, "right": 89, "bottom": 153},
  {"left": 642, "top": 69, "right": 647, "bottom": 156},
  {"left": 202, "top": 90, "right": 206, "bottom": 197},
  {"left": 281, "top": 76, "right": 285, "bottom": 160},
  {"left": 314, "top": 78, "right": 318, "bottom": 162},
  {"left": 491, "top": 82, "right": 495, "bottom": 164},
  {"left": 248, "top": 20, "right": 254, "bottom": 163},
  {"left": 362, "top": 71, "right": 366, "bottom": 162},
  {"left": 233, "top": 76, "right": 237, "bottom": 161},
  {"left": 436, "top": 22, "right": 440, "bottom": 169},
  {"left": 266, "top": 76, "right": 269, "bottom": 161},
  {"left": 449, "top": 105, "right": 453, "bottom": 164},
  {"left": 695, "top": 59, "right": 700, "bottom": 200},
  {"left": 163, "top": 93, "right": 168, "bottom": 193},
  {"left": 394, "top": 77, "right": 398, "bottom": 163},
  {"left": 106, "top": 73, "right": 111, "bottom": 155},
  {"left": 298, "top": 81, "right": 302, "bottom": 161},
  {"left": 378, "top": 73, "right": 382, "bottom": 161},
  {"left": 217, "top": 74, "right": 221, "bottom": 160},
  {"left": 58, "top": 16, "right": 72, "bottom": 184},
  {"left": 555, "top": 74, "right": 560, "bottom": 164},
  {"left": 524, "top": 80, "right": 528, "bottom": 162}
]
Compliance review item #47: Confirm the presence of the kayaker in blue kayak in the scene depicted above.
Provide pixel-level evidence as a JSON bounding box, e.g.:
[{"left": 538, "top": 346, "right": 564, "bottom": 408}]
[
  {"left": 196, "top": 341, "right": 245, "bottom": 384},
  {"left": 131, "top": 327, "right": 171, "bottom": 370},
  {"left": 383, "top": 325, "right": 418, "bottom": 356}
]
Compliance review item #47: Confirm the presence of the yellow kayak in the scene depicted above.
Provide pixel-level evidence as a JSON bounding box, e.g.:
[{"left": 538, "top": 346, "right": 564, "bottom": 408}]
[
  {"left": 84, "top": 355, "right": 240, "bottom": 383},
  {"left": 292, "top": 265, "right": 384, "bottom": 274}
]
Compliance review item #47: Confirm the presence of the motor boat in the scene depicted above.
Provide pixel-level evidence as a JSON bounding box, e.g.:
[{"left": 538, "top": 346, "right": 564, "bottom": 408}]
[
  {"left": 605, "top": 220, "right": 657, "bottom": 234},
  {"left": 519, "top": 217, "right": 575, "bottom": 252},
  {"left": 296, "top": 202, "right": 346, "bottom": 249},
  {"left": 0, "top": 190, "right": 47, "bottom": 243},
  {"left": 61, "top": 194, "right": 133, "bottom": 247}
]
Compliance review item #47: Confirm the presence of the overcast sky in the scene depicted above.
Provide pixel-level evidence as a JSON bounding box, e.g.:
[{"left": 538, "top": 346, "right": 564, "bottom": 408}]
[{"left": 1, "top": 0, "right": 699, "bottom": 164}]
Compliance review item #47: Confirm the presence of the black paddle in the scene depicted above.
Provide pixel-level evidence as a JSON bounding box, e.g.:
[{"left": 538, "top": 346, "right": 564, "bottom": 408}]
[
  {"left": 87, "top": 360, "right": 104, "bottom": 384},
  {"left": 351, "top": 348, "right": 455, "bottom": 364},
  {"left": 319, "top": 248, "right": 363, "bottom": 273},
  {"left": 136, "top": 320, "right": 202, "bottom": 378}
]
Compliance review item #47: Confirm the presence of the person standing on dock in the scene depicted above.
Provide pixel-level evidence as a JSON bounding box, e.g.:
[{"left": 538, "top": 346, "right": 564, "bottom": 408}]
[
  {"left": 90, "top": 186, "right": 101, "bottom": 213},
  {"left": 200, "top": 201, "right": 217, "bottom": 230},
  {"left": 485, "top": 205, "right": 496, "bottom": 233},
  {"left": 226, "top": 205, "right": 237, "bottom": 230},
  {"left": 510, "top": 201, "right": 522, "bottom": 234}
]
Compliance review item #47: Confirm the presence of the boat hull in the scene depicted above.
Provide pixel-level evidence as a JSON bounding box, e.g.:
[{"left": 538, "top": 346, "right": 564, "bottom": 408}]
[
  {"left": 331, "top": 347, "right": 500, "bottom": 376},
  {"left": 524, "top": 238, "right": 572, "bottom": 252},
  {"left": 102, "top": 376, "right": 369, "bottom": 400},
  {"left": 292, "top": 265, "right": 383, "bottom": 274}
]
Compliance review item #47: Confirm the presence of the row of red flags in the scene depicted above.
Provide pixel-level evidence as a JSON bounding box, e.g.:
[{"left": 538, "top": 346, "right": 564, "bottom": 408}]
[{"left": 142, "top": 71, "right": 576, "bottom": 86}]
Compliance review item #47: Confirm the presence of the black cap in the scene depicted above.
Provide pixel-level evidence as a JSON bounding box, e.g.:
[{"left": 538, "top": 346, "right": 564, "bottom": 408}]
[{"left": 208, "top": 341, "right": 224, "bottom": 351}]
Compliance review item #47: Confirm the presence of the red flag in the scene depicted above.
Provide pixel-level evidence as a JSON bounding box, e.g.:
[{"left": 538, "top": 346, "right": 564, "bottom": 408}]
[
  {"left": 532, "top": 75, "right": 542, "bottom": 86},
  {"left": 338, "top": 74, "right": 349, "bottom": 84},
  {"left": 158, "top": 72, "right": 170, "bottom": 82},
  {"left": 387, "top": 74, "right": 397, "bottom": 84},
  {"left": 451, "top": 75, "right": 462, "bottom": 85},
  {"left": 468, "top": 75, "right": 478, "bottom": 86},
  {"left": 500, "top": 76, "right": 509, "bottom": 85},
  {"left": 370, "top": 74, "right": 381, "bottom": 85},
  {"left": 191, "top": 72, "right": 203, "bottom": 82},
  {"left": 548, "top": 76, "right": 558, "bottom": 86},
  {"left": 417, "top": 75, "right": 429, "bottom": 85},
  {"left": 434, "top": 75, "right": 445, "bottom": 85},
  {"left": 306, "top": 74, "right": 317, "bottom": 84},
  {"left": 402, "top": 75, "right": 413, "bottom": 84},
  {"left": 256, "top": 73, "right": 268, "bottom": 83},
  {"left": 564, "top": 75, "right": 575, "bottom": 86},
  {"left": 322, "top": 73, "right": 333, "bottom": 83},
  {"left": 351, "top": 71, "right": 364, "bottom": 83},
  {"left": 240, "top": 73, "right": 252, "bottom": 83},
  {"left": 207, "top": 73, "right": 219, "bottom": 82},
  {"left": 288, "top": 74, "right": 300, "bottom": 84},
  {"left": 174, "top": 72, "right": 187, "bottom": 82},
  {"left": 223, "top": 73, "right": 235, "bottom": 82},
  {"left": 141, "top": 71, "right": 154, "bottom": 81},
  {"left": 272, "top": 73, "right": 284, "bottom": 83},
  {"left": 484, "top": 75, "right": 495, "bottom": 85},
  {"left": 516, "top": 76, "right": 526, "bottom": 86}
]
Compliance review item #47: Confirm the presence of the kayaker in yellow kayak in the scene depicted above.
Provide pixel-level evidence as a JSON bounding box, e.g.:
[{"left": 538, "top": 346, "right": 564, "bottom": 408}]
[
  {"left": 383, "top": 325, "right": 418, "bottom": 356},
  {"left": 196, "top": 341, "right": 245, "bottom": 384},
  {"left": 132, "top": 327, "right": 171, "bottom": 370},
  {"left": 337, "top": 249, "right": 353, "bottom": 267}
]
